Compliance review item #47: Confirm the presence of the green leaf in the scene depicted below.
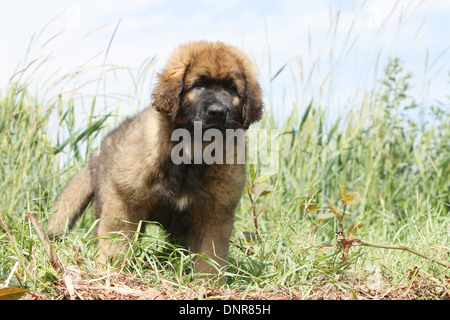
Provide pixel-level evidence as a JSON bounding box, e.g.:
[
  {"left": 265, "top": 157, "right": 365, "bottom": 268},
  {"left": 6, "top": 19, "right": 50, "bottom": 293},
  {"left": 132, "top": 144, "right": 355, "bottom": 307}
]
[
  {"left": 252, "top": 182, "right": 275, "bottom": 199},
  {"left": 249, "top": 164, "right": 256, "bottom": 182},
  {"left": 300, "top": 199, "right": 319, "bottom": 213},
  {"left": 255, "top": 172, "right": 276, "bottom": 185},
  {"left": 326, "top": 203, "right": 342, "bottom": 217},
  {"left": 299, "top": 99, "right": 313, "bottom": 133},
  {"left": 341, "top": 191, "right": 361, "bottom": 207},
  {"left": 270, "top": 62, "right": 289, "bottom": 82},
  {"left": 339, "top": 183, "right": 346, "bottom": 198},
  {"left": 316, "top": 213, "right": 336, "bottom": 222},
  {"left": 52, "top": 114, "right": 110, "bottom": 155},
  {"left": 348, "top": 224, "right": 365, "bottom": 233}
]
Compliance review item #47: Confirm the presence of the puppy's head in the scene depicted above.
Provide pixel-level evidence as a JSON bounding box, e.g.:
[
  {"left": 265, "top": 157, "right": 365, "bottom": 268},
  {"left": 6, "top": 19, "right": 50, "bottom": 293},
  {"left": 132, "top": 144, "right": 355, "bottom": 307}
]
[{"left": 152, "top": 41, "right": 264, "bottom": 131}]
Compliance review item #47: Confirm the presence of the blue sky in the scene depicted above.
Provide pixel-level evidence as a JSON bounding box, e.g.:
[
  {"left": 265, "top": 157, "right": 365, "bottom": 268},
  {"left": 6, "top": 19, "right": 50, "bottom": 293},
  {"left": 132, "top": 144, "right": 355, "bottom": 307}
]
[{"left": 0, "top": 0, "right": 449, "bottom": 122}]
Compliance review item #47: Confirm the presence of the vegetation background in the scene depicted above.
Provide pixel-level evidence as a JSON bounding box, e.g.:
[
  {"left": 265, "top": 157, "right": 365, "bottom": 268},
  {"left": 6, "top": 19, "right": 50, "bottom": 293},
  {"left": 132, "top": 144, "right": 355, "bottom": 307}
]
[{"left": 0, "top": 2, "right": 449, "bottom": 300}]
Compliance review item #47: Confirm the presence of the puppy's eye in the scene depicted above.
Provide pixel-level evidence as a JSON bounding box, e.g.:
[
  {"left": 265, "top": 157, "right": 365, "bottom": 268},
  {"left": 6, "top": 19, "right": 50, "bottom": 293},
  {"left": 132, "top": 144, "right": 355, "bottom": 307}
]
[
  {"left": 192, "top": 80, "right": 204, "bottom": 89},
  {"left": 227, "top": 82, "right": 237, "bottom": 93}
]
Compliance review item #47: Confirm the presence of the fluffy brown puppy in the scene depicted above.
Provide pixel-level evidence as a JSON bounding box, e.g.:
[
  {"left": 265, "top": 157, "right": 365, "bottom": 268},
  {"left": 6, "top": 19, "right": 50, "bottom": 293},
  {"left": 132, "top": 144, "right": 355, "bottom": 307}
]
[{"left": 47, "top": 41, "right": 263, "bottom": 280}]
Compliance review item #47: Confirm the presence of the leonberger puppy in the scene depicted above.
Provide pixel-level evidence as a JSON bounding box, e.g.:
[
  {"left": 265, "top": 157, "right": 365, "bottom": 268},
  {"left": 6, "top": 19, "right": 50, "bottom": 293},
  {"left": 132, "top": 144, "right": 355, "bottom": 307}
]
[{"left": 47, "top": 41, "right": 263, "bottom": 280}]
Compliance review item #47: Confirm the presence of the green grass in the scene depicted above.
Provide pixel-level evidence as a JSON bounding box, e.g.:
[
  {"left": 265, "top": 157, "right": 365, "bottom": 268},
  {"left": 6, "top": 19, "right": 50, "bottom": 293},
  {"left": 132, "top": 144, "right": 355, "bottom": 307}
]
[{"left": 1, "top": 13, "right": 449, "bottom": 300}]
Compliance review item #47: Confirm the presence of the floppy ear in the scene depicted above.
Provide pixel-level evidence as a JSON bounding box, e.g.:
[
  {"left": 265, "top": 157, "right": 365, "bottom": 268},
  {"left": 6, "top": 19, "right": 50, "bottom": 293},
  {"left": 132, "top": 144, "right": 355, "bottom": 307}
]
[
  {"left": 242, "top": 76, "right": 264, "bottom": 129},
  {"left": 152, "top": 64, "right": 190, "bottom": 121}
]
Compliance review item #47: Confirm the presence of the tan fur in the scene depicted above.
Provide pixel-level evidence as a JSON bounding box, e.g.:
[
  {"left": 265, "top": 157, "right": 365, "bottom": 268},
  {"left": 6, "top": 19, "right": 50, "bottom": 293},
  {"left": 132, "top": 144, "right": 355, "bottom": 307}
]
[{"left": 47, "top": 41, "right": 263, "bottom": 282}]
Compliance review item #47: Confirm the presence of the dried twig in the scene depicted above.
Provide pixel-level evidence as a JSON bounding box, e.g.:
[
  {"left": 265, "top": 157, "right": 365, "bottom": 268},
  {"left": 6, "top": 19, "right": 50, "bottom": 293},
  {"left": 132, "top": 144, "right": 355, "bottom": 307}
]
[{"left": 335, "top": 233, "right": 450, "bottom": 268}]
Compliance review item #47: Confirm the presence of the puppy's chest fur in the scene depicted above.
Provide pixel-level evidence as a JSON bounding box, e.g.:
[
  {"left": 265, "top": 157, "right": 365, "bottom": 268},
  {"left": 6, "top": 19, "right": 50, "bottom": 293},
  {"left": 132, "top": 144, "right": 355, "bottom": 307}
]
[
  {"left": 146, "top": 161, "right": 207, "bottom": 234},
  {"left": 150, "top": 160, "right": 206, "bottom": 211},
  {"left": 140, "top": 156, "right": 241, "bottom": 237}
]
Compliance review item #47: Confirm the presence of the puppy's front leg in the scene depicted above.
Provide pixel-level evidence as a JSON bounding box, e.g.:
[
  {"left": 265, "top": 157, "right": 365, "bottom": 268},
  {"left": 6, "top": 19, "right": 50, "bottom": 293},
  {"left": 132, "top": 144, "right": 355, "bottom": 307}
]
[
  {"left": 186, "top": 217, "right": 234, "bottom": 285},
  {"left": 94, "top": 191, "right": 145, "bottom": 265}
]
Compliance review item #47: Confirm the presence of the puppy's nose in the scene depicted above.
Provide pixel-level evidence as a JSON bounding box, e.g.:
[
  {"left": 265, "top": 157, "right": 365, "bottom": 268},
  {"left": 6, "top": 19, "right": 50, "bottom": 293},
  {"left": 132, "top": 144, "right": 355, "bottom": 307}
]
[{"left": 207, "top": 105, "right": 227, "bottom": 120}]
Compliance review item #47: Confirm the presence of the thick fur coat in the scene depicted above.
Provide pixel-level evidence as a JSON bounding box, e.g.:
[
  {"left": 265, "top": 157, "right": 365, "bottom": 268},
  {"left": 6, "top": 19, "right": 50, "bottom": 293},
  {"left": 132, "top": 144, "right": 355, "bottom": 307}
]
[{"left": 47, "top": 41, "right": 264, "bottom": 279}]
